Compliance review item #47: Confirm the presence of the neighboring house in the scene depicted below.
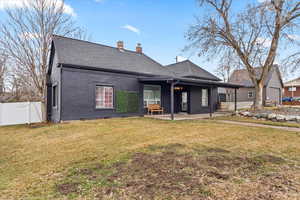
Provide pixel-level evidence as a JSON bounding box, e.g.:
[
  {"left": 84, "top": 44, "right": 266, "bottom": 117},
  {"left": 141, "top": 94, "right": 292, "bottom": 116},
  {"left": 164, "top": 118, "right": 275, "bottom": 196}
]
[
  {"left": 47, "top": 35, "right": 240, "bottom": 122},
  {"left": 284, "top": 77, "right": 300, "bottom": 98},
  {"left": 227, "top": 66, "right": 283, "bottom": 105}
]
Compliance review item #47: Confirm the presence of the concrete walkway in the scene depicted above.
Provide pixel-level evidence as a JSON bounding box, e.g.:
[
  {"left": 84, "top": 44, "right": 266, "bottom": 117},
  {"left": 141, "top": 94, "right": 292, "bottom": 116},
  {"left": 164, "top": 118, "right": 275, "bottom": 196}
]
[
  {"left": 145, "top": 112, "right": 232, "bottom": 121},
  {"left": 217, "top": 120, "right": 300, "bottom": 132}
]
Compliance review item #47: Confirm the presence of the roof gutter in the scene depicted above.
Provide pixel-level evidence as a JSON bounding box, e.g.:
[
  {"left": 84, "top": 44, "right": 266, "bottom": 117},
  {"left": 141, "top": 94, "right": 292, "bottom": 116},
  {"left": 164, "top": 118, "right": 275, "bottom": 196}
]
[
  {"left": 60, "top": 63, "right": 170, "bottom": 78},
  {"left": 139, "top": 77, "right": 242, "bottom": 88}
]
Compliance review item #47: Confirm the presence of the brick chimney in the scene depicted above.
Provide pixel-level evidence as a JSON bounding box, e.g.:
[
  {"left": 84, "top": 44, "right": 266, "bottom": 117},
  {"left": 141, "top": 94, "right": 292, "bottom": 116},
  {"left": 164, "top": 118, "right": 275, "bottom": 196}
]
[
  {"left": 136, "top": 43, "right": 142, "bottom": 54},
  {"left": 117, "top": 41, "right": 124, "bottom": 50}
]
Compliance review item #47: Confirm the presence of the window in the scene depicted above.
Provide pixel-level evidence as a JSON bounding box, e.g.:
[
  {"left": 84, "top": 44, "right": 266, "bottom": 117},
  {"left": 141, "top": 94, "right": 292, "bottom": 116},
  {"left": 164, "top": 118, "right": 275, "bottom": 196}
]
[
  {"left": 248, "top": 91, "right": 254, "bottom": 98},
  {"left": 288, "top": 87, "right": 296, "bottom": 92},
  {"left": 52, "top": 85, "right": 57, "bottom": 107},
  {"left": 227, "top": 93, "right": 232, "bottom": 102},
  {"left": 202, "top": 89, "right": 208, "bottom": 107},
  {"left": 95, "top": 86, "right": 114, "bottom": 109},
  {"left": 143, "top": 85, "right": 161, "bottom": 107}
]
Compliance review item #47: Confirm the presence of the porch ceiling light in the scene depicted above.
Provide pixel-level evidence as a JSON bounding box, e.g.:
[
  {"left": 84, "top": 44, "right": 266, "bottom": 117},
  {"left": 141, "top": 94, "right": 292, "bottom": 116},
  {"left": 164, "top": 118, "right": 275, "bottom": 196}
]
[{"left": 174, "top": 87, "right": 184, "bottom": 91}]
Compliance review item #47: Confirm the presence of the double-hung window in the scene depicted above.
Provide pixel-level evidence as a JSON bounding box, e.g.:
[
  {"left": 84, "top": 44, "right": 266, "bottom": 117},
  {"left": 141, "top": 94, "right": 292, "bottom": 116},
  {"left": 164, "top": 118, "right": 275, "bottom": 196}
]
[
  {"left": 95, "top": 86, "right": 114, "bottom": 109},
  {"left": 143, "top": 85, "right": 161, "bottom": 107},
  {"left": 248, "top": 91, "right": 254, "bottom": 98},
  {"left": 288, "top": 87, "right": 296, "bottom": 92},
  {"left": 202, "top": 89, "right": 208, "bottom": 107}
]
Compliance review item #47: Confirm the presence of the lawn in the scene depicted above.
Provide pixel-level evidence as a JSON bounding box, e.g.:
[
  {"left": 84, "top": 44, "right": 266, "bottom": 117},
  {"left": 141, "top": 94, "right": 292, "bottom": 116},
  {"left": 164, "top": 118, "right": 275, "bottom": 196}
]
[{"left": 0, "top": 117, "right": 299, "bottom": 199}]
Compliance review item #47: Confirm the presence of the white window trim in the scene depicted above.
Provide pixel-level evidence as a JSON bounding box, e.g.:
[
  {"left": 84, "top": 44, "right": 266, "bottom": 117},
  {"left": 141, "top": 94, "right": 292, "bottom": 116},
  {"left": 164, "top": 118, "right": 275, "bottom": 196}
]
[
  {"left": 95, "top": 85, "right": 114, "bottom": 109},
  {"left": 202, "top": 89, "right": 208, "bottom": 107},
  {"left": 288, "top": 87, "right": 297, "bottom": 92},
  {"left": 143, "top": 85, "right": 161, "bottom": 107}
]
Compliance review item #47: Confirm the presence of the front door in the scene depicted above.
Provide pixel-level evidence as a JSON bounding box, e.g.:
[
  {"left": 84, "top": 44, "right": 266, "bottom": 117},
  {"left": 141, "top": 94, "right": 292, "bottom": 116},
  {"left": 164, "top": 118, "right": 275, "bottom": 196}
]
[{"left": 181, "top": 92, "right": 188, "bottom": 112}]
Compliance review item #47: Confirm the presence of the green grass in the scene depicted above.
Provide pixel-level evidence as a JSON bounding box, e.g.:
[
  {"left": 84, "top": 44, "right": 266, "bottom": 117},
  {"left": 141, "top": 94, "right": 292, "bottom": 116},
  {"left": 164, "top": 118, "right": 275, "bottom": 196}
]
[
  {"left": 0, "top": 117, "right": 299, "bottom": 199},
  {"left": 214, "top": 115, "right": 300, "bottom": 128}
]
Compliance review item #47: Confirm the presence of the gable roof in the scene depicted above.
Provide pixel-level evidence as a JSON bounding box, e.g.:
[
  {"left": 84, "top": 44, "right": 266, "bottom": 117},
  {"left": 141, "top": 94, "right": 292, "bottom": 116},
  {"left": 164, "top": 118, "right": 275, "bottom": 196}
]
[
  {"left": 50, "top": 35, "right": 173, "bottom": 77},
  {"left": 229, "top": 69, "right": 256, "bottom": 87},
  {"left": 284, "top": 77, "right": 300, "bottom": 87},
  {"left": 229, "top": 66, "right": 283, "bottom": 88},
  {"left": 165, "top": 60, "right": 221, "bottom": 81}
]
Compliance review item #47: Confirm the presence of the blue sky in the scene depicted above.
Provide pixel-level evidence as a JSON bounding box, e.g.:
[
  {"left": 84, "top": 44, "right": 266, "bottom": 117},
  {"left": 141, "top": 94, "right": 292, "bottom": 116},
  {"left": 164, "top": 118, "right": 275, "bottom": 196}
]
[
  {"left": 68, "top": 0, "right": 203, "bottom": 65},
  {"left": 0, "top": 0, "right": 299, "bottom": 77},
  {"left": 64, "top": 0, "right": 256, "bottom": 73}
]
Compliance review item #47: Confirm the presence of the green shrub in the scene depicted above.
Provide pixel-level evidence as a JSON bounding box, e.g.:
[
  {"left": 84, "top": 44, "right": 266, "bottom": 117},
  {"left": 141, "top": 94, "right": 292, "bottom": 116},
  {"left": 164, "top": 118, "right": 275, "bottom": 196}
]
[{"left": 116, "top": 91, "right": 139, "bottom": 113}]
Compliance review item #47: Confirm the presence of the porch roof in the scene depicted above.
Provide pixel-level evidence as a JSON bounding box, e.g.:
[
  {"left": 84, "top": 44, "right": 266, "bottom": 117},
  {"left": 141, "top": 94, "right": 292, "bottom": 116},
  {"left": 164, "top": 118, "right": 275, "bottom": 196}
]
[{"left": 139, "top": 76, "right": 242, "bottom": 88}]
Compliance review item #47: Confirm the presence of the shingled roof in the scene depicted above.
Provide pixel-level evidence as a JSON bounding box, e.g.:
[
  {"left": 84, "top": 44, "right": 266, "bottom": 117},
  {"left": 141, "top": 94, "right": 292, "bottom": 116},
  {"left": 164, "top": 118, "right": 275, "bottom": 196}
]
[
  {"left": 229, "top": 66, "right": 283, "bottom": 87},
  {"left": 50, "top": 35, "right": 225, "bottom": 83},
  {"left": 165, "top": 60, "right": 221, "bottom": 81},
  {"left": 284, "top": 77, "right": 300, "bottom": 87},
  {"left": 51, "top": 35, "right": 173, "bottom": 76}
]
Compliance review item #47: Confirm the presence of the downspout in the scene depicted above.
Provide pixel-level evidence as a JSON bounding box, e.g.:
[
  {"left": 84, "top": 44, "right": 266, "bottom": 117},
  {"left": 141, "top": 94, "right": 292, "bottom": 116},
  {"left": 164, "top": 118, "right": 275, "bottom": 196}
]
[
  {"left": 46, "top": 73, "right": 52, "bottom": 122},
  {"left": 59, "top": 64, "right": 63, "bottom": 122}
]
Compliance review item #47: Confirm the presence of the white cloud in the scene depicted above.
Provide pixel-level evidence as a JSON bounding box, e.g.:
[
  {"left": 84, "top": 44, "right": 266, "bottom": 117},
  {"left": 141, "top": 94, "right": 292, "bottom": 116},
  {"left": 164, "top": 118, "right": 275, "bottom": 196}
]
[
  {"left": 0, "top": 0, "right": 76, "bottom": 16},
  {"left": 121, "top": 25, "right": 140, "bottom": 35},
  {"left": 256, "top": 37, "right": 272, "bottom": 48},
  {"left": 257, "top": 0, "right": 272, "bottom": 4},
  {"left": 287, "top": 34, "right": 300, "bottom": 41}
]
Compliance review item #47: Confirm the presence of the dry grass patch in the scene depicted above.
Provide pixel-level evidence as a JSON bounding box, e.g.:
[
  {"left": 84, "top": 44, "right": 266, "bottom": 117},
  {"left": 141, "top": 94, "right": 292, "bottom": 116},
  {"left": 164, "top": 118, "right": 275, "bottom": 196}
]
[
  {"left": 0, "top": 117, "right": 299, "bottom": 199},
  {"left": 56, "top": 145, "right": 300, "bottom": 200}
]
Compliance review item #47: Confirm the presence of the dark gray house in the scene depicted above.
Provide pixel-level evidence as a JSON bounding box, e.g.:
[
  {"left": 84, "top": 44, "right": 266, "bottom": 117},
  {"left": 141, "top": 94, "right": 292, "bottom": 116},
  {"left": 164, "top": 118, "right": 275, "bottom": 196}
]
[
  {"left": 227, "top": 66, "right": 283, "bottom": 105},
  {"left": 47, "top": 35, "right": 240, "bottom": 122}
]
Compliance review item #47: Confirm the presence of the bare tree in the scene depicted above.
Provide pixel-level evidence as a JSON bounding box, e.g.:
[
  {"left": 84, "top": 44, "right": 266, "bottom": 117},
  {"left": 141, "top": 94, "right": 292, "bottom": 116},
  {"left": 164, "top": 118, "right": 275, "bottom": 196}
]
[
  {"left": 0, "top": 0, "right": 87, "bottom": 120},
  {"left": 215, "top": 65, "right": 231, "bottom": 83},
  {"left": 283, "top": 52, "right": 300, "bottom": 76},
  {"left": 0, "top": 53, "right": 7, "bottom": 94},
  {"left": 214, "top": 49, "right": 241, "bottom": 82},
  {"left": 186, "top": 0, "right": 300, "bottom": 109}
]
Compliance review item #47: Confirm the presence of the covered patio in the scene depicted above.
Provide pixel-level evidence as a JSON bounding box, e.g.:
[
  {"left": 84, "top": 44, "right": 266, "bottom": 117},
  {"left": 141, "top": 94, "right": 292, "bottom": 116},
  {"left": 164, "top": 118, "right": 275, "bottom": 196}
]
[{"left": 139, "top": 77, "right": 241, "bottom": 120}]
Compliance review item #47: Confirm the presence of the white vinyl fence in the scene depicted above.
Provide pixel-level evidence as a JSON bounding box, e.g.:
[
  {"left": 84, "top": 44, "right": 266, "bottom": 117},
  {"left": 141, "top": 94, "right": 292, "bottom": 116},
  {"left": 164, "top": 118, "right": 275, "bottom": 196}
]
[{"left": 0, "top": 102, "right": 42, "bottom": 126}]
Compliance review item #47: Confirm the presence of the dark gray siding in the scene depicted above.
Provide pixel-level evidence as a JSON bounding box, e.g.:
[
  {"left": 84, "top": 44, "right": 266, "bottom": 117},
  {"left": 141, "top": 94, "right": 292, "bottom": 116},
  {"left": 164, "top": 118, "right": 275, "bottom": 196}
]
[
  {"left": 189, "top": 86, "right": 218, "bottom": 114},
  {"left": 48, "top": 65, "right": 222, "bottom": 122},
  {"left": 50, "top": 53, "right": 61, "bottom": 123},
  {"left": 59, "top": 69, "right": 219, "bottom": 122},
  {"left": 60, "top": 67, "right": 143, "bottom": 121},
  {"left": 161, "top": 84, "right": 171, "bottom": 113}
]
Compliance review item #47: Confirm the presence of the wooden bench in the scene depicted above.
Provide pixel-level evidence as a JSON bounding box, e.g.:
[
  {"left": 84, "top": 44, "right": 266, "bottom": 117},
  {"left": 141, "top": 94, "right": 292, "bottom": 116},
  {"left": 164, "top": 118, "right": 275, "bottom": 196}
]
[{"left": 147, "top": 104, "right": 164, "bottom": 115}]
